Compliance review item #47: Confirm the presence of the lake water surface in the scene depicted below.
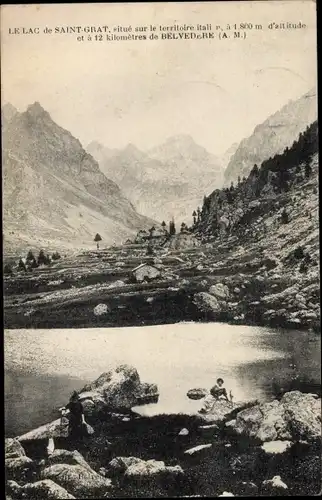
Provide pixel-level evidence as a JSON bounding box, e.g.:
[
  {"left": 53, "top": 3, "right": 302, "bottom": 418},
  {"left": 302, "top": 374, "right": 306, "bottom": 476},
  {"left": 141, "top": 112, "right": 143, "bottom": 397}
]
[{"left": 5, "top": 322, "right": 321, "bottom": 437}]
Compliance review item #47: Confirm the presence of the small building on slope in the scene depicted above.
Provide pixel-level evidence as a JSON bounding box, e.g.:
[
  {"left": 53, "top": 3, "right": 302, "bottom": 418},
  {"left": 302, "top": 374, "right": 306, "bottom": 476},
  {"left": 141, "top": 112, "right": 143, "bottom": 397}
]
[{"left": 131, "top": 263, "right": 162, "bottom": 283}]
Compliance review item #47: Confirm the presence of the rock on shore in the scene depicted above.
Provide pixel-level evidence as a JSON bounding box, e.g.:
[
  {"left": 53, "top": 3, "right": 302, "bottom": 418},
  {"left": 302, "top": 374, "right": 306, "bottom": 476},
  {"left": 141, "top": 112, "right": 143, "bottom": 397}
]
[
  {"left": 17, "top": 364, "right": 159, "bottom": 442},
  {"left": 226, "top": 391, "right": 321, "bottom": 442}
]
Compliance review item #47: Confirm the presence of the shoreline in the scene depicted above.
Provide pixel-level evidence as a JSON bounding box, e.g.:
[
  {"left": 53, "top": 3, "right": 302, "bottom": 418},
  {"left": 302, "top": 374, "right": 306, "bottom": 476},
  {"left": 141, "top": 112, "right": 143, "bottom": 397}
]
[{"left": 5, "top": 376, "right": 322, "bottom": 498}]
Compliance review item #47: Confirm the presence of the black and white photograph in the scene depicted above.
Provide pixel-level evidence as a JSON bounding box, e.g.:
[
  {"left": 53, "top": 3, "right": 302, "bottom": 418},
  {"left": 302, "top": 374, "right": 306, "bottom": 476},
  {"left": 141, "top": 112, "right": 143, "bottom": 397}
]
[{"left": 2, "top": 1, "right": 320, "bottom": 498}]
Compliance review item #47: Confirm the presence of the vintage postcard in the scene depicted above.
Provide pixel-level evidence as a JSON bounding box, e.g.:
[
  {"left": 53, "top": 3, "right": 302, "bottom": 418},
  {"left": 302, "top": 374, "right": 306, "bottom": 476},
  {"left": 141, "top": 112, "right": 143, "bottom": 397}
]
[{"left": 2, "top": 1, "right": 320, "bottom": 498}]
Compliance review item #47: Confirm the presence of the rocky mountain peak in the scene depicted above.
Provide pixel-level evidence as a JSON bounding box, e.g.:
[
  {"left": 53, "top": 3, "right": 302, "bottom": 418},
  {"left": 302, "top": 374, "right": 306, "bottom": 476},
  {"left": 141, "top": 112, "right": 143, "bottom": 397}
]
[
  {"left": 2, "top": 102, "right": 18, "bottom": 123},
  {"left": 26, "top": 101, "right": 49, "bottom": 119},
  {"left": 224, "top": 87, "right": 318, "bottom": 185}
]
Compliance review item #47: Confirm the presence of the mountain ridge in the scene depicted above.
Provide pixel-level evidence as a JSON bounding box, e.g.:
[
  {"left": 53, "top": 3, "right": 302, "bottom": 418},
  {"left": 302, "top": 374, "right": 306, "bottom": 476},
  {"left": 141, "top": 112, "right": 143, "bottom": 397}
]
[
  {"left": 2, "top": 102, "right": 154, "bottom": 256},
  {"left": 224, "top": 87, "right": 317, "bottom": 185},
  {"left": 87, "top": 134, "right": 225, "bottom": 222}
]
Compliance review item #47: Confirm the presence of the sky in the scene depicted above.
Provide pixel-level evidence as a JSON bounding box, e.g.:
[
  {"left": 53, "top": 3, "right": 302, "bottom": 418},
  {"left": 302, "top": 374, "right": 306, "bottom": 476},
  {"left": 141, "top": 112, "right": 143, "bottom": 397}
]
[{"left": 1, "top": 1, "right": 317, "bottom": 156}]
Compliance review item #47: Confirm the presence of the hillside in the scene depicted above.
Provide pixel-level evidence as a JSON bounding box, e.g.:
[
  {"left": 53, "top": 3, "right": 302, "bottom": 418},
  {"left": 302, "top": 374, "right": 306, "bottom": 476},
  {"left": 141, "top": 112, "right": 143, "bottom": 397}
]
[
  {"left": 224, "top": 88, "right": 317, "bottom": 185},
  {"left": 2, "top": 102, "right": 153, "bottom": 257},
  {"left": 87, "top": 135, "right": 224, "bottom": 223},
  {"left": 190, "top": 121, "right": 319, "bottom": 329}
]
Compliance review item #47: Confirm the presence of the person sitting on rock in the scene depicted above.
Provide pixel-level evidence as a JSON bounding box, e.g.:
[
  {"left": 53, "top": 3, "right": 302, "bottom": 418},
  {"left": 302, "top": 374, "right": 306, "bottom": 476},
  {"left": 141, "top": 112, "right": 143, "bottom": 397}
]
[
  {"left": 210, "top": 378, "right": 230, "bottom": 402},
  {"left": 199, "top": 379, "right": 233, "bottom": 414}
]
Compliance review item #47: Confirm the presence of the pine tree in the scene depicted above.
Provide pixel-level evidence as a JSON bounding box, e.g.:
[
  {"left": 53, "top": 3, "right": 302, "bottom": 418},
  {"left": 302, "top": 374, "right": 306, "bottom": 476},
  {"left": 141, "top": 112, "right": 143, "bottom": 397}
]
[
  {"left": 94, "top": 233, "right": 102, "bottom": 249},
  {"left": 26, "top": 250, "right": 35, "bottom": 262},
  {"left": 161, "top": 221, "right": 166, "bottom": 229},
  {"left": 192, "top": 210, "right": 197, "bottom": 225},
  {"left": 18, "top": 258, "right": 27, "bottom": 272},
  {"left": 252, "top": 164, "right": 259, "bottom": 176},
  {"left": 169, "top": 220, "right": 176, "bottom": 236},
  {"left": 37, "top": 249, "right": 47, "bottom": 266}
]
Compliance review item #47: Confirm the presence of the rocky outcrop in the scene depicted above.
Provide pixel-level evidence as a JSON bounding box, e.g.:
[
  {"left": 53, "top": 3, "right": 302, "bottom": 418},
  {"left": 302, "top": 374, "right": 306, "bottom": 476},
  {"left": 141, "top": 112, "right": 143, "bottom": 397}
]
[
  {"left": 187, "top": 388, "right": 208, "bottom": 400},
  {"left": 18, "top": 365, "right": 159, "bottom": 441},
  {"left": 5, "top": 438, "right": 26, "bottom": 458},
  {"left": 79, "top": 364, "right": 159, "bottom": 413},
  {"left": 41, "top": 463, "right": 112, "bottom": 498},
  {"left": 228, "top": 391, "right": 321, "bottom": 443},
  {"left": 198, "top": 398, "right": 258, "bottom": 425}
]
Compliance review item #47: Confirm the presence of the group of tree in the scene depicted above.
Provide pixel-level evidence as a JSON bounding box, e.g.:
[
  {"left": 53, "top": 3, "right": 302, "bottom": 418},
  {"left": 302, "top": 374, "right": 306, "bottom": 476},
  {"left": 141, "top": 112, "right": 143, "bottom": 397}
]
[
  {"left": 191, "top": 120, "right": 317, "bottom": 239},
  {"left": 4, "top": 249, "right": 61, "bottom": 275},
  {"left": 251, "top": 121, "right": 318, "bottom": 195},
  {"left": 180, "top": 222, "right": 188, "bottom": 232}
]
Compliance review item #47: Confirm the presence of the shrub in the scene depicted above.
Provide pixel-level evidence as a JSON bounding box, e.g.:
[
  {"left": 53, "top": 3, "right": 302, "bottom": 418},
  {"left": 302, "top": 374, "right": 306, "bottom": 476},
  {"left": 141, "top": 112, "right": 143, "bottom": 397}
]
[
  {"left": 52, "top": 251, "right": 61, "bottom": 260},
  {"left": 280, "top": 209, "right": 290, "bottom": 224},
  {"left": 293, "top": 246, "right": 305, "bottom": 260}
]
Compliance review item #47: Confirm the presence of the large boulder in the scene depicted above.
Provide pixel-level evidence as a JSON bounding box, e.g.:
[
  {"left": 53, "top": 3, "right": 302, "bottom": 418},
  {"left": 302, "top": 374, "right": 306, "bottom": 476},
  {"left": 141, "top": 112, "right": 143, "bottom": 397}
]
[
  {"left": 46, "top": 449, "right": 94, "bottom": 473},
  {"left": 5, "top": 455, "right": 36, "bottom": 482},
  {"left": 281, "top": 391, "right": 321, "bottom": 441},
  {"left": 262, "top": 475, "right": 288, "bottom": 494},
  {"left": 79, "top": 364, "right": 159, "bottom": 414},
  {"left": 108, "top": 456, "right": 142, "bottom": 475},
  {"left": 17, "top": 365, "right": 159, "bottom": 441},
  {"left": 193, "top": 292, "right": 221, "bottom": 314},
  {"left": 5, "top": 438, "right": 26, "bottom": 459},
  {"left": 41, "top": 463, "right": 113, "bottom": 498},
  {"left": 20, "top": 479, "right": 76, "bottom": 499},
  {"left": 124, "top": 459, "right": 184, "bottom": 480},
  {"left": 18, "top": 418, "right": 67, "bottom": 442},
  {"left": 108, "top": 456, "right": 183, "bottom": 481},
  {"left": 209, "top": 283, "right": 230, "bottom": 300},
  {"left": 198, "top": 397, "right": 255, "bottom": 425},
  {"left": 231, "top": 391, "right": 321, "bottom": 442}
]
